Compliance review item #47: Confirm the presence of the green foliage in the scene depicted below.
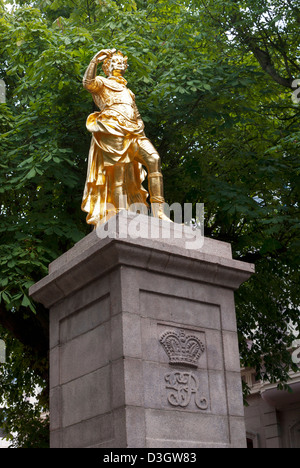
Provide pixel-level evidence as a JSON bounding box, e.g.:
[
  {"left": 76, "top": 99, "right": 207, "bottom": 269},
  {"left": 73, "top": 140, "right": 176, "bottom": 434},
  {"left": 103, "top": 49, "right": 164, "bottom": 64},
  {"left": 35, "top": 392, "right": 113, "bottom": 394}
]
[
  {"left": 0, "top": 0, "right": 299, "bottom": 446},
  {"left": 0, "top": 327, "right": 49, "bottom": 448}
]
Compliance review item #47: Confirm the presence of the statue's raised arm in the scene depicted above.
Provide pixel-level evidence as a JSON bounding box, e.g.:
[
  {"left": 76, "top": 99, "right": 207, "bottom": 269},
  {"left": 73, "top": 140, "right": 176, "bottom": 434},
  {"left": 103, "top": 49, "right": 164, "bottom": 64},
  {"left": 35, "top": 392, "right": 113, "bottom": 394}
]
[
  {"left": 83, "top": 48, "right": 116, "bottom": 91},
  {"left": 81, "top": 49, "right": 170, "bottom": 226}
]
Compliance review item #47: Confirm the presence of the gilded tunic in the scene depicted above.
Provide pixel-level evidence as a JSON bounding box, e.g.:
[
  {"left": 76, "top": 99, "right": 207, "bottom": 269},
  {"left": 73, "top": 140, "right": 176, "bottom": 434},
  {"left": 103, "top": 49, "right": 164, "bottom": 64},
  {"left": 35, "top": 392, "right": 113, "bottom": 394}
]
[{"left": 82, "top": 75, "right": 150, "bottom": 225}]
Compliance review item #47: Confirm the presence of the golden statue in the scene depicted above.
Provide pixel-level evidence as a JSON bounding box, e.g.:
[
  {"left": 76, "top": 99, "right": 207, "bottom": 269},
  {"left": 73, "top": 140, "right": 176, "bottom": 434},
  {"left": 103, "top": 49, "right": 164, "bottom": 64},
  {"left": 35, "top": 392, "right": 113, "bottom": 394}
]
[{"left": 81, "top": 48, "right": 169, "bottom": 226}]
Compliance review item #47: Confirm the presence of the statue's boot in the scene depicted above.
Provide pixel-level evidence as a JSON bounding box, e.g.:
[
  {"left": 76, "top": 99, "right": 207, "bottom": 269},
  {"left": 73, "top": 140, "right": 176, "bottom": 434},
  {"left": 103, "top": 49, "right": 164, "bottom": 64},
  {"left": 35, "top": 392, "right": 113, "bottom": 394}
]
[
  {"left": 112, "top": 181, "right": 127, "bottom": 213},
  {"left": 148, "top": 172, "right": 172, "bottom": 222}
]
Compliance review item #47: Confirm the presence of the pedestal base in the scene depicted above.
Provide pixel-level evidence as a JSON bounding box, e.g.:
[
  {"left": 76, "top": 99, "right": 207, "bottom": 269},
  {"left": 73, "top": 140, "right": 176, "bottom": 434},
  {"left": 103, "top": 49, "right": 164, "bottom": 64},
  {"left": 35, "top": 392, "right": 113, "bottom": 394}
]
[{"left": 30, "top": 214, "right": 254, "bottom": 448}]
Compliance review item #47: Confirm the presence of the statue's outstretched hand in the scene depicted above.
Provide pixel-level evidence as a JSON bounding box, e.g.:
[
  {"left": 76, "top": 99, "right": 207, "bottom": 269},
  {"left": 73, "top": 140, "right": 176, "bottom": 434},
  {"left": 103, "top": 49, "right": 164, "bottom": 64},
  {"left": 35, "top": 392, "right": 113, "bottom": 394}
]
[{"left": 93, "top": 48, "right": 117, "bottom": 63}]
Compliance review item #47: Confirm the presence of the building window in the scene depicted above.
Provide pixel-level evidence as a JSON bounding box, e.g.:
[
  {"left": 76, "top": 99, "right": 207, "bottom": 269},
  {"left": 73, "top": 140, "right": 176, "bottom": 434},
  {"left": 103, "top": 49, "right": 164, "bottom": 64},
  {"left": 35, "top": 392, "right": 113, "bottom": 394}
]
[
  {"left": 247, "top": 437, "right": 254, "bottom": 448},
  {"left": 246, "top": 431, "right": 259, "bottom": 448},
  {"left": 290, "top": 421, "right": 300, "bottom": 448}
]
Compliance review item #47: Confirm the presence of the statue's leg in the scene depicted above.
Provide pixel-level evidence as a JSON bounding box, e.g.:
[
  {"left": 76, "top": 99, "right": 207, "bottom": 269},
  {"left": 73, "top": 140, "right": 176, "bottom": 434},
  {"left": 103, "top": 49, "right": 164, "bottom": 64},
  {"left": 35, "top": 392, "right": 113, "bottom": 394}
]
[
  {"left": 111, "top": 163, "right": 127, "bottom": 212},
  {"left": 133, "top": 140, "right": 170, "bottom": 221}
]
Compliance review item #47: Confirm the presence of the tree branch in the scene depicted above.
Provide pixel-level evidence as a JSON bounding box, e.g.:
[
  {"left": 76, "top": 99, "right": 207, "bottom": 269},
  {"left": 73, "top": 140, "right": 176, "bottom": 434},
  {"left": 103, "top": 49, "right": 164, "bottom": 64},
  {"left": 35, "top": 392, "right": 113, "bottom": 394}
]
[
  {"left": 0, "top": 304, "right": 48, "bottom": 359},
  {"left": 227, "top": 7, "right": 295, "bottom": 88}
]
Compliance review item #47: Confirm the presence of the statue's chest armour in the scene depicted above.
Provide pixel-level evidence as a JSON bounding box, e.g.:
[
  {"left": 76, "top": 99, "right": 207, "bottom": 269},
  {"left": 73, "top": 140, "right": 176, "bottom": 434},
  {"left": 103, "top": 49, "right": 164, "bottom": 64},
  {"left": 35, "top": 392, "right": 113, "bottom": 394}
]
[
  {"left": 103, "top": 87, "right": 133, "bottom": 107},
  {"left": 93, "top": 77, "right": 135, "bottom": 110}
]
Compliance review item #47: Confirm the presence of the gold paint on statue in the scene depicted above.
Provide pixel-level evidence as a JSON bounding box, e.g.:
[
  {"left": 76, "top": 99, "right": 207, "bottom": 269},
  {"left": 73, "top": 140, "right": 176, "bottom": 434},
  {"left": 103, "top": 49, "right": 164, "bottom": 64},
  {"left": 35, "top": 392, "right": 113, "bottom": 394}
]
[{"left": 81, "top": 48, "right": 169, "bottom": 226}]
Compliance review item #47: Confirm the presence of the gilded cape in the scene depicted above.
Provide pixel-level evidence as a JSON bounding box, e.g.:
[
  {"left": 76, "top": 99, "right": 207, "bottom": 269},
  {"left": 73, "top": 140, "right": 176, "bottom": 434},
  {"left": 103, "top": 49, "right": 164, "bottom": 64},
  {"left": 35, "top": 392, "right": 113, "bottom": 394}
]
[{"left": 81, "top": 75, "right": 149, "bottom": 226}]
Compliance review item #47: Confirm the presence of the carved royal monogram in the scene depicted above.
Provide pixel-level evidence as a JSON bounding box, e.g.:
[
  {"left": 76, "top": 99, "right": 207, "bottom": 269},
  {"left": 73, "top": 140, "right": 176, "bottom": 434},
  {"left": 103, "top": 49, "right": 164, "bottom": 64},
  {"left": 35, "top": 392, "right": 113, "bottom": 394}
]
[
  {"left": 159, "top": 329, "right": 205, "bottom": 368},
  {"left": 164, "top": 371, "right": 208, "bottom": 410}
]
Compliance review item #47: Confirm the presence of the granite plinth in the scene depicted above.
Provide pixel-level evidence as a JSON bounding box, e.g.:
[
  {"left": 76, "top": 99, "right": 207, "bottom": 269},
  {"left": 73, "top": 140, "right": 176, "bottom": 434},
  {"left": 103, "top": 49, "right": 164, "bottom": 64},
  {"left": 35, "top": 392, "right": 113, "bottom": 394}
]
[{"left": 30, "top": 213, "right": 254, "bottom": 448}]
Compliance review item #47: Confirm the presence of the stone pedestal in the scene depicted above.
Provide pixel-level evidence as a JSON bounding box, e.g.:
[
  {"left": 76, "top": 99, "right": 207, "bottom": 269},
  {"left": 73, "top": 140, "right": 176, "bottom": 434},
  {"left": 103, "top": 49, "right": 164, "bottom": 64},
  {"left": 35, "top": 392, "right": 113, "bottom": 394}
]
[{"left": 29, "top": 213, "right": 254, "bottom": 448}]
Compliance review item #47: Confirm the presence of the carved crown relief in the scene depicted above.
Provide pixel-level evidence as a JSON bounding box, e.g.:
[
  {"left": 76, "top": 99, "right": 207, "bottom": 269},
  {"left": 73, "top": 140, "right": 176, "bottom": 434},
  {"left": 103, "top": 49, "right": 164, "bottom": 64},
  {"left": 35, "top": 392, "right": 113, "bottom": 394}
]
[
  {"left": 159, "top": 328, "right": 209, "bottom": 411},
  {"left": 159, "top": 329, "right": 205, "bottom": 368}
]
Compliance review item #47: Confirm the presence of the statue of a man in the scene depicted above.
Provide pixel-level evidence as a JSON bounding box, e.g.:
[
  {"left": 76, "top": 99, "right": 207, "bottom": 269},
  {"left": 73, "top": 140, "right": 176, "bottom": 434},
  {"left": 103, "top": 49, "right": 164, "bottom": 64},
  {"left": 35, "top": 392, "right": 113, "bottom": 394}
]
[{"left": 81, "top": 48, "right": 169, "bottom": 226}]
